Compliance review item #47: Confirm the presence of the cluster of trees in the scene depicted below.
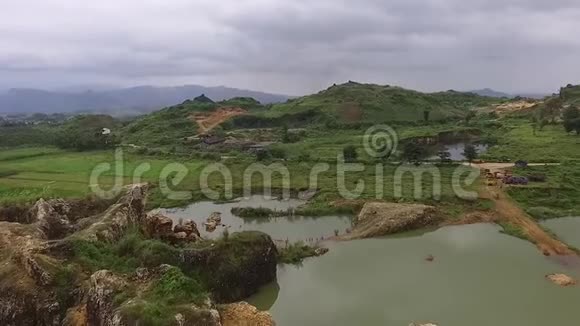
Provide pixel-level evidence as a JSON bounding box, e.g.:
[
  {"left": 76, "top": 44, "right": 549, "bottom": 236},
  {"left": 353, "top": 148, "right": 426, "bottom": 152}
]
[
  {"left": 54, "top": 115, "right": 119, "bottom": 151},
  {"left": 54, "top": 128, "right": 118, "bottom": 151},
  {"left": 338, "top": 141, "right": 479, "bottom": 165},
  {"left": 563, "top": 106, "right": 580, "bottom": 134}
]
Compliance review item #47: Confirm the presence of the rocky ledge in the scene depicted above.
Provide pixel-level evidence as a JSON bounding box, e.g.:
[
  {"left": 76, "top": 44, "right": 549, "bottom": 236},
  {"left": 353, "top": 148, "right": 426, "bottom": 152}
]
[{"left": 0, "top": 184, "right": 277, "bottom": 325}]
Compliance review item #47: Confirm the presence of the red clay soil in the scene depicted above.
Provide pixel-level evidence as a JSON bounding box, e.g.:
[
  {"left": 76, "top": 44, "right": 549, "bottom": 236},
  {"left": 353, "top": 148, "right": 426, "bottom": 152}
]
[{"left": 191, "top": 107, "right": 247, "bottom": 134}]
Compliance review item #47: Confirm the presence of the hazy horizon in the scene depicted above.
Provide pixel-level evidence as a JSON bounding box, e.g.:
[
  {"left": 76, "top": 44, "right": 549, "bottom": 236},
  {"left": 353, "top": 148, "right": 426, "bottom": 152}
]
[{"left": 0, "top": 82, "right": 555, "bottom": 98}]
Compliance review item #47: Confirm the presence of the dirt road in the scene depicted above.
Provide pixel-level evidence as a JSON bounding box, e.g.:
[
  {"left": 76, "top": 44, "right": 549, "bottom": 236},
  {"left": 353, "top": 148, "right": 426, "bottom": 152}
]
[{"left": 475, "top": 163, "right": 574, "bottom": 256}]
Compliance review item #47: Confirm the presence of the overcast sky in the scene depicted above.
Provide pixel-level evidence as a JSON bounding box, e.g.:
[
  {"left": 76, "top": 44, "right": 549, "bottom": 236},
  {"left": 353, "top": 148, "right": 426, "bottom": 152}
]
[{"left": 1, "top": 0, "right": 579, "bottom": 95}]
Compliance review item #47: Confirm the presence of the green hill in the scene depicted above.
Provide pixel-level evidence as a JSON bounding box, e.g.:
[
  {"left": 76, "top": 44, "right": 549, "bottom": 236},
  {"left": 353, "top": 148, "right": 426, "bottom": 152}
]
[
  {"left": 122, "top": 96, "right": 267, "bottom": 146},
  {"left": 121, "top": 84, "right": 501, "bottom": 147},
  {"left": 265, "top": 82, "right": 499, "bottom": 123},
  {"left": 560, "top": 84, "right": 580, "bottom": 106},
  {"left": 123, "top": 100, "right": 216, "bottom": 146}
]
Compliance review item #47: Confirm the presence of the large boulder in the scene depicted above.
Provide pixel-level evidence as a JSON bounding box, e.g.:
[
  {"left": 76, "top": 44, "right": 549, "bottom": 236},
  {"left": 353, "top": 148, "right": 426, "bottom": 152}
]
[
  {"left": 144, "top": 214, "right": 201, "bottom": 245},
  {"left": 144, "top": 213, "right": 174, "bottom": 238},
  {"left": 175, "top": 220, "right": 201, "bottom": 238},
  {"left": 342, "top": 202, "right": 438, "bottom": 240}
]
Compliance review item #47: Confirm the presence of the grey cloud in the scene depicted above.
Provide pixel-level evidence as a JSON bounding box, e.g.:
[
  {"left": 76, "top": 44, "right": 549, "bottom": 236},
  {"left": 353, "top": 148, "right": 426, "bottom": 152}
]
[{"left": 1, "top": 0, "right": 580, "bottom": 94}]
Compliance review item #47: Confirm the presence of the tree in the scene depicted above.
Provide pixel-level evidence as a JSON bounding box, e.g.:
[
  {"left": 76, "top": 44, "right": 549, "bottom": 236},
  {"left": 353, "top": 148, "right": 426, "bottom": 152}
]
[
  {"left": 437, "top": 150, "right": 452, "bottom": 164},
  {"left": 545, "top": 97, "right": 563, "bottom": 123},
  {"left": 563, "top": 106, "right": 580, "bottom": 135},
  {"left": 270, "top": 147, "right": 287, "bottom": 159},
  {"left": 462, "top": 144, "right": 479, "bottom": 165},
  {"left": 343, "top": 145, "right": 358, "bottom": 162},
  {"left": 531, "top": 116, "right": 538, "bottom": 136},
  {"left": 539, "top": 118, "right": 548, "bottom": 131},
  {"left": 281, "top": 124, "right": 290, "bottom": 143},
  {"left": 401, "top": 141, "right": 427, "bottom": 165},
  {"left": 423, "top": 109, "right": 431, "bottom": 124},
  {"left": 464, "top": 111, "right": 476, "bottom": 125},
  {"left": 256, "top": 149, "right": 271, "bottom": 161}
]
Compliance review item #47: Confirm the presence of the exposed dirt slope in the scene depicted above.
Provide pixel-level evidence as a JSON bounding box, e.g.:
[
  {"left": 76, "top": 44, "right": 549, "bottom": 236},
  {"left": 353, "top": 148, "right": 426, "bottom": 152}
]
[
  {"left": 191, "top": 107, "right": 247, "bottom": 134},
  {"left": 491, "top": 100, "right": 538, "bottom": 116}
]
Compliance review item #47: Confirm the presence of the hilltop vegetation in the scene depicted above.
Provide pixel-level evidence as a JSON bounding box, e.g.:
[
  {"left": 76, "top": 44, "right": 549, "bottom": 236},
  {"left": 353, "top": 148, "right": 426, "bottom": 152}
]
[
  {"left": 266, "top": 82, "right": 499, "bottom": 123},
  {"left": 560, "top": 84, "right": 580, "bottom": 106},
  {"left": 122, "top": 100, "right": 213, "bottom": 146},
  {"left": 119, "top": 82, "right": 501, "bottom": 148}
]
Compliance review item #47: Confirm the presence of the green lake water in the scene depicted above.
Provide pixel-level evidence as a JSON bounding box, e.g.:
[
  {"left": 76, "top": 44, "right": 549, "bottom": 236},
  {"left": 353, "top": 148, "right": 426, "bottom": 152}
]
[
  {"left": 159, "top": 195, "right": 352, "bottom": 242},
  {"left": 164, "top": 200, "right": 580, "bottom": 326},
  {"left": 542, "top": 217, "right": 580, "bottom": 249},
  {"left": 249, "top": 224, "right": 580, "bottom": 326}
]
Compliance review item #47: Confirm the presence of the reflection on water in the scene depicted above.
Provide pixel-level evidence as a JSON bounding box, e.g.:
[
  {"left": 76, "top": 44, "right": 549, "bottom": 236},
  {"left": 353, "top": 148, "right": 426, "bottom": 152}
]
[
  {"left": 444, "top": 143, "right": 488, "bottom": 161},
  {"left": 158, "top": 195, "right": 353, "bottom": 242},
  {"left": 248, "top": 224, "right": 580, "bottom": 326},
  {"left": 430, "top": 142, "right": 489, "bottom": 161}
]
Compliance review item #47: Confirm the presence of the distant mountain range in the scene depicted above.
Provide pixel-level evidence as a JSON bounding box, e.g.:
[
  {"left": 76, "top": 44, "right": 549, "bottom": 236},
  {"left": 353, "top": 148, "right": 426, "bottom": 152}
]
[
  {"left": 468, "top": 88, "right": 548, "bottom": 99},
  {"left": 0, "top": 85, "right": 290, "bottom": 116}
]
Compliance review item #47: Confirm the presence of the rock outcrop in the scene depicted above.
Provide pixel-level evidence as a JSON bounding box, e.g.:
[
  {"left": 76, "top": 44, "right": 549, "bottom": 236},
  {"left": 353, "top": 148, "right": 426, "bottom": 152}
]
[
  {"left": 219, "top": 302, "right": 275, "bottom": 326},
  {"left": 144, "top": 213, "right": 201, "bottom": 244},
  {"left": 204, "top": 212, "right": 222, "bottom": 232},
  {"left": 546, "top": 273, "right": 576, "bottom": 287},
  {"left": 77, "top": 184, "right": 149, "bottom": 242},
  {"left": 86, "top": 270, "right": 127, "bottom": 326},
  {"left": 66, "top": 266, "right": 224, "bottom": 326},
  {"left": 29, "top": 198, "right": 73, "bottom": 239},
  {"left": 182, "top": 231, "right": 278, "bottom": 303},
  {"left": 0, "top": 223, "right": 63, "bottom": 325},
  {"left": 341, "top": 202, "right": 438, "bottom": 240},
  {"left": 1, "top": 185, "right": 278, "bottom": 326}
]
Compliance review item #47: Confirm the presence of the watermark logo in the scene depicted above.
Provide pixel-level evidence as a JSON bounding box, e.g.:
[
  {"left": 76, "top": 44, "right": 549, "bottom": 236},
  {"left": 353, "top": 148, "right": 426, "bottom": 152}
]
[
  {"left": 88, "top": 125, "right": 479, "bottom": 203},
  {"left": 363, "top": 124, "right": 398, "bottom": 159}
]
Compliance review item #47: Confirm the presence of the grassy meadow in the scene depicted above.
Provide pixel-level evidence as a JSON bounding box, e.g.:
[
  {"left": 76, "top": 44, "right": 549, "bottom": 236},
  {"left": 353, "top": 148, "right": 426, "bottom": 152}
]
[
  {"left": 508, "top": 162, "right": 580, "bottom": 219},
  {"left": 482, "top": 119, "right": 580, "bottom": 162},
  {"left": 0, "top": 146, "right": 485, "bottom": 220}
]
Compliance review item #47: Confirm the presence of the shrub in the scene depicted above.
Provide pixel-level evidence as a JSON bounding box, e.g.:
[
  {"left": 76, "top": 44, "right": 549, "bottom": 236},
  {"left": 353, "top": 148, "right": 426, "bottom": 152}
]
[
  {"left": 278, "top": 242, "right": 318, "bottom": 264},
  {"left": 342, "top": 145, "right": 358, "bottom": 162}
]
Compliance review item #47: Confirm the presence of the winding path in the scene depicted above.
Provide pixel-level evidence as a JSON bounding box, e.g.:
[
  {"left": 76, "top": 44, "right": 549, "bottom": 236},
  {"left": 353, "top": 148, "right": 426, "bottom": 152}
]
[{"left": 474, "top": 162, "right": 574, "bottom": 256}]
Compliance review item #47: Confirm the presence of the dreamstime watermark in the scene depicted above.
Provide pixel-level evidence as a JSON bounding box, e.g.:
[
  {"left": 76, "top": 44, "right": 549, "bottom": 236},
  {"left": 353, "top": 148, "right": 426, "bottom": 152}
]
[{"left": 89, "top": 125, "right": 479, "bottom": 202}]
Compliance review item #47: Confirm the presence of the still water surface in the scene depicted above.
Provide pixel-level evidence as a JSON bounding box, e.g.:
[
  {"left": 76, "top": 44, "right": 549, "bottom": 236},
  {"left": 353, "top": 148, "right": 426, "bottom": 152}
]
[
  {"left": 159, "top": 196, "right": 352, "bottom": 242},
  {"left": 164, "top": 199, "right": 580, "bottom": 326},
  {"left": 249, "top": 224, "right": 580, "bottom": 326}
]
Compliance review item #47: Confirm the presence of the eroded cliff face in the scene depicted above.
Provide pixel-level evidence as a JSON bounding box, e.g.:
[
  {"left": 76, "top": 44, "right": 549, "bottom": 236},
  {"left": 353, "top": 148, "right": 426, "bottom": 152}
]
[
  {"left": 0, "top": 184, "right": 277, "bottom": 326},
  {"left": 182, "top": 231, "right": 278, "bottom": 303}
]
